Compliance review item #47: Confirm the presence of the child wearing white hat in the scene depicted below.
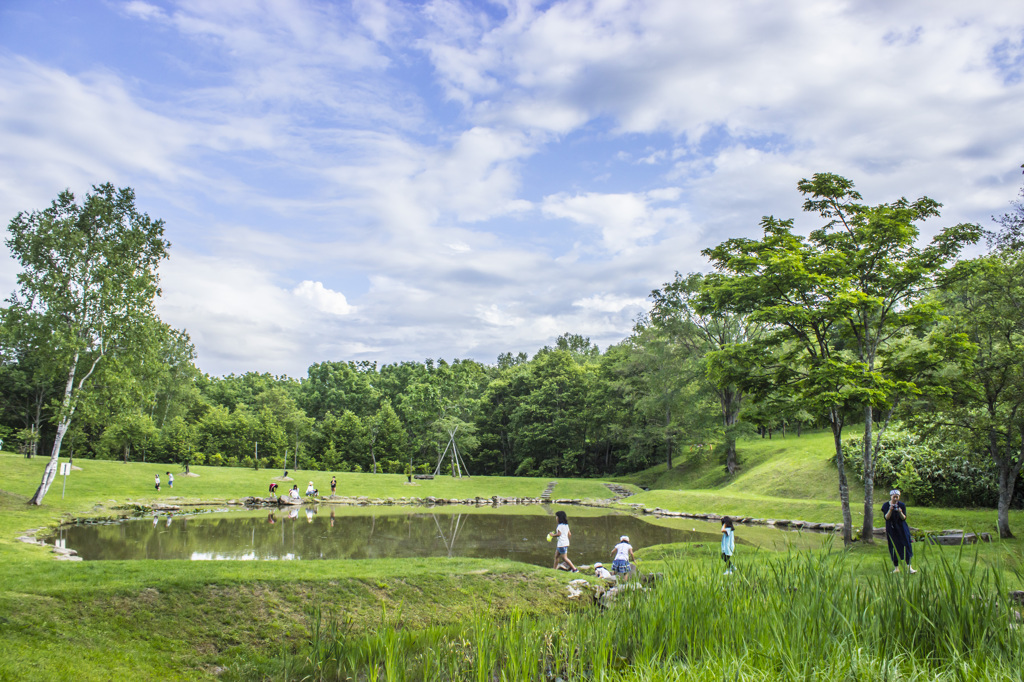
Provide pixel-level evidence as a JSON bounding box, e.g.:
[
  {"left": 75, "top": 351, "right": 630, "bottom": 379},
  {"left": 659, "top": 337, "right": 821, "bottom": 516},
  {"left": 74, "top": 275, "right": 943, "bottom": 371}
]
[{"left": 611, "top": 535, "right": 635, "bottom": 581}]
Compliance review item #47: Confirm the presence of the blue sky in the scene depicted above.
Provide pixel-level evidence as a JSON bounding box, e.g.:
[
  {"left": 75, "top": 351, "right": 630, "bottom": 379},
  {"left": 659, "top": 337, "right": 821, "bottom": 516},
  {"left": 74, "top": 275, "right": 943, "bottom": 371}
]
[{"left": 1, "top": 0, "right": 1023, "bottom": 376}]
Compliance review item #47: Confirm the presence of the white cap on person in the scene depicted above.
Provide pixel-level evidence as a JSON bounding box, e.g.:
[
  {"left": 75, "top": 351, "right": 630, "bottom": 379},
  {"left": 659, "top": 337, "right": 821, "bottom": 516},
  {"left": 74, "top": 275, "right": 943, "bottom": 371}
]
[{"left": 620, "top": 535, "right": 629, "bottom": 542}]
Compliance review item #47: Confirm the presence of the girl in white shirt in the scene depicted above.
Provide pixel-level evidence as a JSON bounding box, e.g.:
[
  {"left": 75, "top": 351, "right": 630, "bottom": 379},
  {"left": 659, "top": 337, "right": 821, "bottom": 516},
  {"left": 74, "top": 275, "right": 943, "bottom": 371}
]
[{"left": 551, "top": 510, "right": 578, "bottom": 572}]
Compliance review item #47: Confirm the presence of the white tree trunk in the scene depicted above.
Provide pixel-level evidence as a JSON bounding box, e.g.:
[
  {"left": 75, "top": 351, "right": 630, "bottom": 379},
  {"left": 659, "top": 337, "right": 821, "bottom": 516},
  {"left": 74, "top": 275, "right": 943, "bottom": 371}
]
[{"left": 28, "top": 354, "right": 78, "bottom": 506}]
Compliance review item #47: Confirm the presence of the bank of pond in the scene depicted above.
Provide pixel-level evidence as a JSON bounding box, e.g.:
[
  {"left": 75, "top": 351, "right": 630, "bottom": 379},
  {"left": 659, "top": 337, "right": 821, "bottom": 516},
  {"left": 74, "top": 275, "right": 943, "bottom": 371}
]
[{"left": 48, "top": 505, "right": 828, "bottom": 565}]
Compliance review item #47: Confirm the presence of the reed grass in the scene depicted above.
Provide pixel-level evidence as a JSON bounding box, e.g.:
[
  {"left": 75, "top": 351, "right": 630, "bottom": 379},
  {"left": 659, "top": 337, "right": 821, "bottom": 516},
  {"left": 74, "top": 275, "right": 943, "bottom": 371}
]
[{"left": 231, "top": 543, "right": 1024, "bottom": 681}]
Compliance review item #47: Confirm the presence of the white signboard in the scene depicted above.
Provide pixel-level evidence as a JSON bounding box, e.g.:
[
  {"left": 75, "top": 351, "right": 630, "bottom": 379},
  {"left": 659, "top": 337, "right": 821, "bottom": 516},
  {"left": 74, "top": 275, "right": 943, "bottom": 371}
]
[{"left": 60, "top": 462, "right": 71, "bottom": 498}]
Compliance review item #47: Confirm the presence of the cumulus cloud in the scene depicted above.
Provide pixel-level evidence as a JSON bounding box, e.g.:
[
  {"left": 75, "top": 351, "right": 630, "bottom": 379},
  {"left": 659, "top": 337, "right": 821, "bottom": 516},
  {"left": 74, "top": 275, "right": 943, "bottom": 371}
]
[
  {"left": 292, "top": 281, "right": 356, "bottom": 316},
  {"left": 542, "top": 188, "right": 692, "bottom": 254}
]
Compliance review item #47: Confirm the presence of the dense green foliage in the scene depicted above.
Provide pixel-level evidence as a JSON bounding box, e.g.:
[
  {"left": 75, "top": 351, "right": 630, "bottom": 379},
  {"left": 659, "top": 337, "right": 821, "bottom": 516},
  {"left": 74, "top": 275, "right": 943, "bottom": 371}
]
[{"left": 842, "top": 427, "right": 1024, "bottom": 509}]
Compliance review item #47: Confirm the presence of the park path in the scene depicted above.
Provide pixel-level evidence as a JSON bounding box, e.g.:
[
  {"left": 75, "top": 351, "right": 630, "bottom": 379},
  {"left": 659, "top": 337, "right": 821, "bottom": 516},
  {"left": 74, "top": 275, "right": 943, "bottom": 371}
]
[
  {"left": 602, "top": 483, "right": 634, "bottom": 501},
  {"left": 541, "top": 481, "right": 557, "bottom": 502}
]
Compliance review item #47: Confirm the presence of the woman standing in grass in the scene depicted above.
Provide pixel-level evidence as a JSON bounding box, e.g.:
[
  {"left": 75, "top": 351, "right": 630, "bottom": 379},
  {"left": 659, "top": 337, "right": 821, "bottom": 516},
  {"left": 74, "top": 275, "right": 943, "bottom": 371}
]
[
  {"left": 721, "top": 517, "right": 735, "bottom": 574},
  {"left": 882, "top": 489, "right": 916, "bottom": 574},
  {"left": 551, "top": 510, "right": 578, "bottom": 572}
]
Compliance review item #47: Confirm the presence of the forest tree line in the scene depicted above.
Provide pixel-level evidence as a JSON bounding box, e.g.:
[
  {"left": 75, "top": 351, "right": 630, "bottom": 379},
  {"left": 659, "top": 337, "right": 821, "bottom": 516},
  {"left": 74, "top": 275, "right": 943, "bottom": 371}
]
[{"left": 2, "top": 173, "right": 1022, "bottom": 538}]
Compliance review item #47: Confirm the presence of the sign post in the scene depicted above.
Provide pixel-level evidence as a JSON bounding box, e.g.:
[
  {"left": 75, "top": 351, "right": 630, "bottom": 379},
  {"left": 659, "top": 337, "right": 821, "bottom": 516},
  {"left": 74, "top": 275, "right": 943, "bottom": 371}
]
[{"left": 59, "top": 462, "right": 71, "bottom": 499}]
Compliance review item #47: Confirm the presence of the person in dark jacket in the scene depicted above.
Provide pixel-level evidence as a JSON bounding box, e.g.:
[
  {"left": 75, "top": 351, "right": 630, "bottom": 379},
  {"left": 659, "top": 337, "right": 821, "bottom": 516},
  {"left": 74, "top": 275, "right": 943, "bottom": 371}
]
[{"left": 882, "top": 489, "right": 917, "bottom": 574}]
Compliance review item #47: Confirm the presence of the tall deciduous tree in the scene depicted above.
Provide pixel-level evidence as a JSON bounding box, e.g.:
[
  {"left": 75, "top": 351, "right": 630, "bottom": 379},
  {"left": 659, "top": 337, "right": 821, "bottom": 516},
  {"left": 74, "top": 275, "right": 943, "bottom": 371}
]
[
  {"left": 702, "top": 173, "right": 979, "bottom": 544},
  {"left": 933, "top": 175, "right": 1024, "bottom": 538},
  {"left": 795, "top": 174, "right": 979, "bottom": 542},
  {"left": 4, "top": 184, "right": 169, "bottom": 505},
  {"left": 650, "top": 272, "right": 758, "bottom": 473}
]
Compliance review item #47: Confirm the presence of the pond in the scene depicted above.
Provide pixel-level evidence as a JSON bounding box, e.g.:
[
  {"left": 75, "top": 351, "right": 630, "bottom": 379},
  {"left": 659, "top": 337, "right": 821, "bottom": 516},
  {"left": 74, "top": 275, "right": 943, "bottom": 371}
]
[{"left": 52, "top": 505, "right": 761, "bottom": 567}]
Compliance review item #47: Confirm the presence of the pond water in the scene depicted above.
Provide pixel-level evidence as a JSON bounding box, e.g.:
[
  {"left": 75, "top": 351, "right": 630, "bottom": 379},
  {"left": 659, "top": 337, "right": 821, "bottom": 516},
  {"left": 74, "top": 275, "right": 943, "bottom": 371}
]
[{"left": 52, "top": 506, "right": 743, "bottom": 567}]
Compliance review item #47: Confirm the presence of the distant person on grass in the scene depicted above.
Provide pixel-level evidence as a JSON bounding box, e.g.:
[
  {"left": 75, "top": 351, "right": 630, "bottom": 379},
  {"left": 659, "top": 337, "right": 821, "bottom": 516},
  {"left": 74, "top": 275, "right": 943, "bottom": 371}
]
[
  {"left": 611, "top": 535, "right": 635, "bottom": 581},
  {"left": 882, "top": 489, "right": 917, "bottom": 574},
  {"left": 167, "top": 472, "right": 174, "bottom": 489},
  {"left": 305, "top": 481, "right": 318, "bottom": 497},
  {"left": 721, "top": 517, "right": 735, "bottom": 575},
  {"left": 289, "top": 485, "right": 301, "bottom": 500},
  {"left": 154, "top": 474, "right": 160, "bottom": 492},
  {"left": 269, "top": 481, "right": 278, "bottom": 495},
  {"left": 594, "top": 562, "right": 614, "bottom": 579},
  {"left": 330, "top": 476, "right": 337, "bottom": 495},
  {"left": 551, "top": 510, "right": 578, "bottom": 572}
]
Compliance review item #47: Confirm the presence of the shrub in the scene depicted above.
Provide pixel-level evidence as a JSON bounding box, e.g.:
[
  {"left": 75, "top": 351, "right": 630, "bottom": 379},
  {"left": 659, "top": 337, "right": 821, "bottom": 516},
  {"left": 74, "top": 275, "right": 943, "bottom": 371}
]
[
  {"left": 515, "top": 457, "right": 536, "bottom": 477},
  {"left": 841, "top": 427, "right": 1019, "bottom": 508}
]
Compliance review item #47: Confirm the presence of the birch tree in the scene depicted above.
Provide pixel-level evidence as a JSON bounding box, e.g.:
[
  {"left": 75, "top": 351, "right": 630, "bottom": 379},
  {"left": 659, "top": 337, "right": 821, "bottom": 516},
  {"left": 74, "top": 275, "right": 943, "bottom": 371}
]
[{"left": 3, "top": 184, "right": 169, "bottom": 505}]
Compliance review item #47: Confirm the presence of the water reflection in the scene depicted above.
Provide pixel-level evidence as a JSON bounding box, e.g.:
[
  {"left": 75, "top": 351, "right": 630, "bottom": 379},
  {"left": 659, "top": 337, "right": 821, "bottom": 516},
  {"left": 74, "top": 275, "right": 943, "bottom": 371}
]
[{"left": 56, "top": 508, "right": 723, "bottom": 567}]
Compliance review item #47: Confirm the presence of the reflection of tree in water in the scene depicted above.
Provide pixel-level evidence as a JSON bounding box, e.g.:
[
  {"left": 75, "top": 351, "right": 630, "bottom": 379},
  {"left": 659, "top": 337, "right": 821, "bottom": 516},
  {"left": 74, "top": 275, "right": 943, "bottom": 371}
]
[
  {"left": 433, "top": 513, "right": 467, "bottom": 558},
  {"left": 59, "top": 511, "right": 719, "bottom": 565}
]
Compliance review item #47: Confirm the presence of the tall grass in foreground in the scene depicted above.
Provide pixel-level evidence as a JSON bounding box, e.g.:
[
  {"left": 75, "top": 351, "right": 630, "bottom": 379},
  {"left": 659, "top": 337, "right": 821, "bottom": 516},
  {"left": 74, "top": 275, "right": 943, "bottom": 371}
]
[{"left": 228, "top": 546, "right": 1023, "bottom": 681}]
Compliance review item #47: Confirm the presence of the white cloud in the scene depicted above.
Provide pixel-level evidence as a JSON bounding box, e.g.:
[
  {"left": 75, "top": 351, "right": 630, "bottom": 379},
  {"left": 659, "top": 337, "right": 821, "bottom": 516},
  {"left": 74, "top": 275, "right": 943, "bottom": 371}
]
[
  {"left": 573, "top": 294, "right": 648, "bottom": 314},
  {"left": 156, "top": 252, "right": 309, "bottom": 374},
  {"left": 542, "top": 188, "right": 692, "bottom": 254},
  {"left": 123, "top": 1, "right": 166, "bottom": 21},
  {"left": 292, "top": 280, "right": 356, "bottom": 316}
]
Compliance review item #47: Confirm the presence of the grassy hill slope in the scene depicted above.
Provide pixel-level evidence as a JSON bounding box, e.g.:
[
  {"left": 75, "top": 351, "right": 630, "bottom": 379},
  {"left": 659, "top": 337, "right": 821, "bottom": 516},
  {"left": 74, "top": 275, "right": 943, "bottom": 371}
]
[
  {"left": 613, "top": 430, "right": 1024, "bottom": 537},
  {"left": 615, "top": 430, "right": 857, "bottom": 500}
]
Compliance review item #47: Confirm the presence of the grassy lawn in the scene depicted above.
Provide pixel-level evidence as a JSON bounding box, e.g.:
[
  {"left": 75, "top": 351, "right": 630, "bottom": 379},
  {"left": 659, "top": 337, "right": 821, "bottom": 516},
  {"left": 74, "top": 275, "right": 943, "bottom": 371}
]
[
  {"left": 2, "top": 443, "right": 1022, "bottom": 680},
  {"left": 0, "top": 454, "right": 614, "bottom": 681},
  {"left": 614, "top": 430, "right": 1024, "bottom": 537}
]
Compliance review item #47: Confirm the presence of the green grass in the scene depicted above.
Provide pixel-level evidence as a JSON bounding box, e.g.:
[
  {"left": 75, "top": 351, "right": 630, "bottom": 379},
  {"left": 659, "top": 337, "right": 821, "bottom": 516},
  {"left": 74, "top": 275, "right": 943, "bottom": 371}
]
[
  {"left": 0, "top": 453, "right": 609, "bottom": 681},
  {"left": 243, "top": 545, "right": 1024, "bottom": 681},
  {"left": 613, "top": 431, "right": 1024, "bottom": 540},
  {"left": 615, "top": 431, "right": 854, "bottom": 500},
  {"left": 3, "top": 442, "right": 1023, "bottom": 681}
]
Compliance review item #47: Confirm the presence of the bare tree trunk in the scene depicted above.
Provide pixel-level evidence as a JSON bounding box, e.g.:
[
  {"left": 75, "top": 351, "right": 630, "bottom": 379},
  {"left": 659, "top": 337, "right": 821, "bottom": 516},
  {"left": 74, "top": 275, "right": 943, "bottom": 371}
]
[
  {"left": 721, "top": 388, "right": 741, "bottom": 475},
  {"left": 861, "top": 405, "right": 875, "bottom": 544},
  {"left": 30, "top": 392, "right": 45, "bottom": 458},
  {"left": 664, "top": 406, "right": 673, "bottom": 470},
  {"left": 28, "top": 356, "right": 79, "bottom": 505},
  {"left": 724, "top": 408, "right": 739, "bottom": 475},
  {"left": 994, "top": 436, "right": 1023, "bottom": 539},
  {"left": 831, "top": 407, "right": 853, "bottom": 545},
  {"left": 997, "top": 466, "right": 1016, "bottom": 539}
]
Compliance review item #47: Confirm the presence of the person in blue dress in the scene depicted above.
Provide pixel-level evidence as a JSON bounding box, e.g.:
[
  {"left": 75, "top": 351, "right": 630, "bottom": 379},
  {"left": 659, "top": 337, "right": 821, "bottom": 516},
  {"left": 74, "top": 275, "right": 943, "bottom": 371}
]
[
  {"left": 882, "top": 489, "right": 917, "bottom": 574},
  {"left": 721, "top": 517, "right": 735, "bottom": 574}
]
